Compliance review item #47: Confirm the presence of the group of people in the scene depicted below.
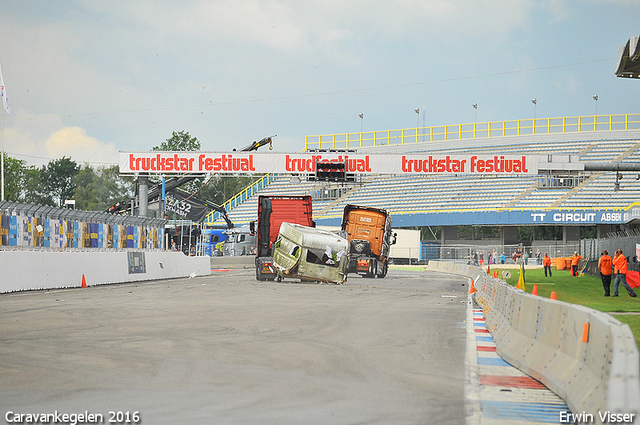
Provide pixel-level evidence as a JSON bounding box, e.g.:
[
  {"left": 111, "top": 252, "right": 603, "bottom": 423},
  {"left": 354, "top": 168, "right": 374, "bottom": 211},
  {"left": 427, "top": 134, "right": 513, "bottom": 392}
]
[
  {"left": 541, "top": 249, "right": 637, "bottom": 297},
  {"left": 471, "top": 249, "right": 549, "bottom": 266},
  {"left": 470, "top": 249, "right": 505, "bottom": 266},
  {"left": 170, "top": 239, "right": 197, "bottom": 256},
  {"left": 511, "top": 248, "right": 544, "bottom": 265},
  {"left": 598, "top": 249, "right": 637, "bottom": 297},
  {"left": 469, "top": 246, "right": 637, "bottom": 298}
]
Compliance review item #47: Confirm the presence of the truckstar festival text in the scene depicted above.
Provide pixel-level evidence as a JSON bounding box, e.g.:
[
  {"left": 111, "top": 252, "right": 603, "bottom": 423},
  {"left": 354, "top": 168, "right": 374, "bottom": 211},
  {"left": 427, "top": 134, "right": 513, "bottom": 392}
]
[{"left": 120, "top": 152, "right": 539, "bottom": 175}]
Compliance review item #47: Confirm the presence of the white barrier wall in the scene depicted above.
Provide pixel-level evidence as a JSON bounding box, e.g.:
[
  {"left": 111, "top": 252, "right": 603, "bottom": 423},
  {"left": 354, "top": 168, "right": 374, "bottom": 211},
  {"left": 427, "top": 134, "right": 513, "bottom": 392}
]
[
  {"left": 426, "top": 261, "right": 640, "bottom": 423},
  {"left": 0, "top": 251, "right": 211, "bottom": 293}
]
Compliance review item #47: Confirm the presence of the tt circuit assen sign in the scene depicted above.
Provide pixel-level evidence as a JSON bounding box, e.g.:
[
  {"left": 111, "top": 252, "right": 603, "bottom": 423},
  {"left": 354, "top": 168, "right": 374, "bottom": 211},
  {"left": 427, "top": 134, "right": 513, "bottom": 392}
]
[
  {"left": 120, "top": 152, "right": 542, "bottom": 175},
  {"left": 370, "top": 209, "right": 628, "bottom": 228}
]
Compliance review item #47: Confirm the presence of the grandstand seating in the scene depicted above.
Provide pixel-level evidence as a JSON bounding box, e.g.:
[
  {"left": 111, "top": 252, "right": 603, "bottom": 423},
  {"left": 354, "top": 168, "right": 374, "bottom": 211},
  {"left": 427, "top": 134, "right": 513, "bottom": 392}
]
[
  {"left": 560, "top": 172, "right": 640, "bottom": 209},
  {"left": 208, "top": 134, "right": 640, "bottom": 226},
  {"left": 220, "top": 176, "right": 337, "bottom": 224}
]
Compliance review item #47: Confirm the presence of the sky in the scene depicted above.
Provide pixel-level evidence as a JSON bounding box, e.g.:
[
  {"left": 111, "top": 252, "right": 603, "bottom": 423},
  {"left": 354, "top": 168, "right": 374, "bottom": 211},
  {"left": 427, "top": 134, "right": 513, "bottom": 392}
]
[{"left": 0, "top": 0, "right": 638, "bottom": 168}]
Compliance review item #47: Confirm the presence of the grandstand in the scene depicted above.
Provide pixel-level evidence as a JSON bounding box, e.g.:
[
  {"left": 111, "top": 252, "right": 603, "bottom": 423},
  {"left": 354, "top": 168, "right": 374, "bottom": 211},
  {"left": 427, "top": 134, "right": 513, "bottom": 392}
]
[{"left": 205, "top": 114, "right": 640, "bottom": 252}]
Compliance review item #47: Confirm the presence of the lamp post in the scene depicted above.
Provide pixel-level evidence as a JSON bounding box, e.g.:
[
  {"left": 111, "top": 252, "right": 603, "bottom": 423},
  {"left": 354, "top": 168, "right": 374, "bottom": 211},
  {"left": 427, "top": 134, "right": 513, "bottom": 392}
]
[
  {"left": 358, "top": 113, "right": 364, "bottom": 133},
  {"left": 414, "top": 108, "right": 420, "bottom": 142},
  {"left": 472, "top": 103, "right": 478, "bottom": 138},
  {"left": 593, "top": 95, "right": 598, "bottom": 115},
  {"left": 531, "top": 99, "right": 537, "bottom": 134}
]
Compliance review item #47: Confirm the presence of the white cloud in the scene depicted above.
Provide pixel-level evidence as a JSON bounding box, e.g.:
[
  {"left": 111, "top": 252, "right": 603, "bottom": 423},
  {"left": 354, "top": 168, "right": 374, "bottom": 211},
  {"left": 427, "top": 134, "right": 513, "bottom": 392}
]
[
  {"left": 44, "top": 127, "right": 120, "bottom": 166},
  {"left": 84, "top": 0, "right": 537, "bottom": 55},
  {"left": 4, "top": 113, "right": 119, "bottom": 167}
]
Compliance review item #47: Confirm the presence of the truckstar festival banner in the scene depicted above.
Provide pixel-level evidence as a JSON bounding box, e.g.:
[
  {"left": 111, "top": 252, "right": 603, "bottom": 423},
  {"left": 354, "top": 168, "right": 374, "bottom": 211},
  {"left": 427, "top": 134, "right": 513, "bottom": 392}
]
[{"left": 119, "top": 152, "right": 542, "bottom": 175}]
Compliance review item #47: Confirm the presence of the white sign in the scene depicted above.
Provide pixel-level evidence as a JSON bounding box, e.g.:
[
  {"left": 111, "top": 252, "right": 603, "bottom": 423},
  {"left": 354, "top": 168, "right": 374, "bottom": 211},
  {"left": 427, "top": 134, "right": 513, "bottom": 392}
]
[{"left": 119, "top": 151, "right": 541, "bottom": 175}]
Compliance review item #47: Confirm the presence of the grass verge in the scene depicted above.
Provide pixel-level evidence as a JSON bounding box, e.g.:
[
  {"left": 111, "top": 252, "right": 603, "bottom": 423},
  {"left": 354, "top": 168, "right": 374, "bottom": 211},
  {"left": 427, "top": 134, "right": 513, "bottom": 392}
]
[{"left": 490, "top": 266, "right": 640, "bottom": 348}]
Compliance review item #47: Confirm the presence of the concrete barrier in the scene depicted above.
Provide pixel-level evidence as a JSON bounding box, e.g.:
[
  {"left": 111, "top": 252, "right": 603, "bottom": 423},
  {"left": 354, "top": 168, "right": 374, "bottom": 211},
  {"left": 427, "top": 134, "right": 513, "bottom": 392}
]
[
  {"left": 0, "top": 250, "right": 211, "bottom": 293},
  {"left": 427, "top": 260, "right": 640, "bottom": 423}
]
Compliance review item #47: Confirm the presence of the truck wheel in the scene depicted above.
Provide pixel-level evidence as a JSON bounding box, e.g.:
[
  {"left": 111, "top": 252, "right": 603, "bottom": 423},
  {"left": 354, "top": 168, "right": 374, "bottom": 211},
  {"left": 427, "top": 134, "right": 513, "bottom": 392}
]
[
  {"left": 369, "top": 260, "right": 377, "bottom": 278},
  {"left": 377, "top": 261, "right": 388, "bottom": 278}
]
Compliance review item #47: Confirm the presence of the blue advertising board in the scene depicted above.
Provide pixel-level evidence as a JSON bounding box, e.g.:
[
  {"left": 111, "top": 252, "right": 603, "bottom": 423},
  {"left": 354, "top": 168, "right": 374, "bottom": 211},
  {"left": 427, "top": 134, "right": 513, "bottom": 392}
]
[
  {"left": 315, "top": 208, "right": 627, "bottom": 228},
  {"left": 390, "top": 209, "right": 626, "bottom": 227}
]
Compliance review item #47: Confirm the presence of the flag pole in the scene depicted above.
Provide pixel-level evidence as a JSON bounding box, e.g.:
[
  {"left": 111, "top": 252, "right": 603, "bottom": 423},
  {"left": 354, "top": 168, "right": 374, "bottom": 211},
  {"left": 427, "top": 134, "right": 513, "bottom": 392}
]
[
  {"left": 0, "top": 59, "right": 5, "bottom": 201},
  {"left": 1, "top": 98, "right": 4, "bottom": 201}
]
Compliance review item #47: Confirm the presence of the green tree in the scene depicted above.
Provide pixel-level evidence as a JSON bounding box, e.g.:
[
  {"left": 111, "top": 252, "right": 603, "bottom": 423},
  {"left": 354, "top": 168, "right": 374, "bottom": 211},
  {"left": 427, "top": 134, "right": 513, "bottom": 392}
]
[
  {"left": 73, "top": 165, "right": 99, "bottom": 210},
  {"left": 149, "top": 131, "right": 261, "bottom": 212},
  {"left": 1, "top": 153, "right": 27, "bottom": 202},
  {"left": 40, "top": 157, "right": 80, "bottom": 207},
  {"left": 73, "top": 165, "right": 136, "bottom": 211},
  {"left": 95, "top": 165, "right": 135, "bottom": 210},
  {"left": 21, "top": 166, "right": 52, "bottom": 205},
  {"left": 151, "top": 131, "right": 203, "bottom": 195},
  {"left": 152, "top": 130, "right": 201, "bottom": 152}
]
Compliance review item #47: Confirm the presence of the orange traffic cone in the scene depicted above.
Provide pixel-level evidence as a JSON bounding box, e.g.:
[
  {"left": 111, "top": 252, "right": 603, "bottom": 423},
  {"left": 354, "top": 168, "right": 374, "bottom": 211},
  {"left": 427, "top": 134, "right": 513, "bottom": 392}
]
[
  {"left": 532, "top": 284, "right": 538, "bottom": 296},
  {"left": 81, "top": 274, "right": 87, "bottom": 288},
  {"left": 493, "top": 271, "right": 498, "bottom": 278},
  {"left": 486, "top": 265, "right": 490, "bottom": 274},
  {"left": 469, "top": 280, "right": 476, "bottom": 294},
  {"left": 550, "top": 291, "right": 557, "bottom": 300}
]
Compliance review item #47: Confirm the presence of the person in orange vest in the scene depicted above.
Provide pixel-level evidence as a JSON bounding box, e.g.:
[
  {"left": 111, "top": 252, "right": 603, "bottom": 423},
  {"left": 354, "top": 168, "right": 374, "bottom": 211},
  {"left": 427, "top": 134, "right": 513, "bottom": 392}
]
[
  {"left": 612, "top": 249, "right": 637, "bottom": 297},
  {"left": 571, "top": 251, "right": 582, "bottom": 277},
  {"left": 598, "top": 250, "right": 613, "bottom": 296},
  {"left": 542, "top": 253, "right": 552, "bottom": 277}
]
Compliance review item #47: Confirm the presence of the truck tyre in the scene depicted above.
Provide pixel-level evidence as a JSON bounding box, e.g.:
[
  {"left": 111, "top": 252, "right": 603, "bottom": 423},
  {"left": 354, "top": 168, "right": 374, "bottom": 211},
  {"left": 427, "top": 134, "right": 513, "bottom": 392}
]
[
  {"left": 369, "top": 259, "right": 377, "bottom": 278},
  {"left": 377, "top": 261, "right": 388, "bottom": 278}
]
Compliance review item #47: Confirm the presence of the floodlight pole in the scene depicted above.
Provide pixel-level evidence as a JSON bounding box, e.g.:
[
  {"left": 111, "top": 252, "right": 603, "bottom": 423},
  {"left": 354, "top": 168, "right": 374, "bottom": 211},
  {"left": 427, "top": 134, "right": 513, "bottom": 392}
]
[
  {"left": 414, "top": 108, "right": 420, "bottom": 142},
  {"left": 1, "top": 106, "right": 4, "bottom": 201},
  {"left": 531, "top": 99, "right": 537, "bottom": 135}
]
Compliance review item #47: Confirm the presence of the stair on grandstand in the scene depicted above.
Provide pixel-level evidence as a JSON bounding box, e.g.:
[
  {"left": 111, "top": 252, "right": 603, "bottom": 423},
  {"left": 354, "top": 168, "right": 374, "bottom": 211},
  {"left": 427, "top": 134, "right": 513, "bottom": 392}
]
[
  {"left": 314, "top": 176, "right": 376, "bottom": 217},
  {"left": 547, "top": 174, "right": 598, "bottom": 209}
]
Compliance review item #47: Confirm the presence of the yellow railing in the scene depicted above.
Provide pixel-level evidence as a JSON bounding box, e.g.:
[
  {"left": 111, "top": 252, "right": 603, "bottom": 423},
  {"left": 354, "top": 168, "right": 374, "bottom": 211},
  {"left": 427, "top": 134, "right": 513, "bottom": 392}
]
[
  {"left": 305, "top": 113, "right": 640, "bottom": 150},
  {"left": 204, "top": 173, "right": 274, "bottom": 225}
]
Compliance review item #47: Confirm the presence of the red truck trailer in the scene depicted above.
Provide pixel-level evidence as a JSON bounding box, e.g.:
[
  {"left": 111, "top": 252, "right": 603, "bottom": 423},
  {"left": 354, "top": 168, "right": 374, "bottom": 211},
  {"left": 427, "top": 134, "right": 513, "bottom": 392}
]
[{"left": 255, "top": 195, "right": 314, "bottom": 281}]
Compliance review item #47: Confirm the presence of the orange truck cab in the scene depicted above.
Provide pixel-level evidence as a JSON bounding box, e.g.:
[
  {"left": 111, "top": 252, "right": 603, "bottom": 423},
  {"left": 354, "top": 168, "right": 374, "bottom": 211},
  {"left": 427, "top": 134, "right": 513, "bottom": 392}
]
[
  {"left": 341, "top": 204, "right": 396, "bottom": 278},
  {"left": 255, "top": 195, "right": 314, "bottom": 281}
]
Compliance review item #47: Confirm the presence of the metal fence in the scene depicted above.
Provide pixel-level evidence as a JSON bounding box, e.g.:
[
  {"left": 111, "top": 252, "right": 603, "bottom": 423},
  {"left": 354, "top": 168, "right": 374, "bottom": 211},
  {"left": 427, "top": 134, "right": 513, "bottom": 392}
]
[
  {"left": 0, "top": 201, "right": 166, "bottom": 251},
  {"left": 581, "top": 229, "right": 640, "bottom": 260},
  {"left": 581, "top": 230, "right": 640, "bottom": 274},
  {"left": 432, "top": 242, "right": 580, "bottom": 265}
]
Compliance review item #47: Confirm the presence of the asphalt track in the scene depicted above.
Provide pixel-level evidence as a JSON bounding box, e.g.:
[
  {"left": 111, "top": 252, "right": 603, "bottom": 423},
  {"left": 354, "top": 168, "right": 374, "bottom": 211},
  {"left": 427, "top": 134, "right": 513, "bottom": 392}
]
[{"left": 0, "top": 268, "right": 469, "bottom": 425}]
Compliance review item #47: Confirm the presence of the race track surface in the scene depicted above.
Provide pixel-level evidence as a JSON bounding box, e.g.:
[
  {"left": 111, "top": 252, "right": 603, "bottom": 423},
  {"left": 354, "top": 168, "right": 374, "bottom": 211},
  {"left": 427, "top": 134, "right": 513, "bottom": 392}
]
[{"left": 0, "top": 268, "right": 468, "bottom": 425}]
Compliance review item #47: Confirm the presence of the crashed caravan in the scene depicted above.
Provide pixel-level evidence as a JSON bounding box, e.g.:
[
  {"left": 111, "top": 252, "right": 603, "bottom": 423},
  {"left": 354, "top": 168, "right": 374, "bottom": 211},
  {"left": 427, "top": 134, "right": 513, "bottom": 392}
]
[{"left": 272, "top": 222, "right": 348, "bottom": 284}]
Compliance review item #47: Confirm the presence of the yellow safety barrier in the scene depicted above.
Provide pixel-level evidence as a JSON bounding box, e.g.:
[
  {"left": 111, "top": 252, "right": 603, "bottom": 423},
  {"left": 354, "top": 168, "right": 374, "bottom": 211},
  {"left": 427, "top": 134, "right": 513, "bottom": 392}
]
[{"left": 305, "top": 113, "right": 640, "bottom": 150}]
